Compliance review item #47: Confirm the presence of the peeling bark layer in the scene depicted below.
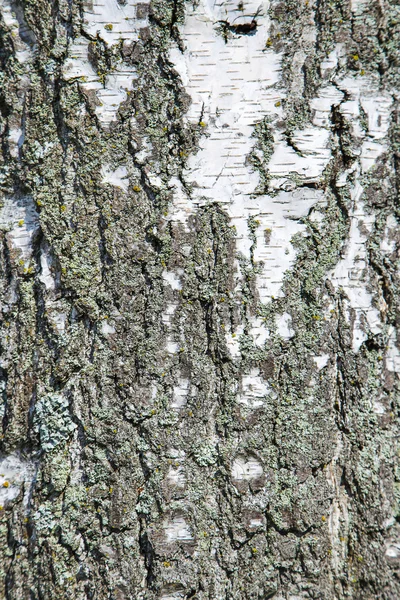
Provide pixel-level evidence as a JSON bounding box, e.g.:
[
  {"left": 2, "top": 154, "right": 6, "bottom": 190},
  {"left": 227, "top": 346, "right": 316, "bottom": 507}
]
[{"left": 0, "top": 0, "right": 400, "bottom": 598}]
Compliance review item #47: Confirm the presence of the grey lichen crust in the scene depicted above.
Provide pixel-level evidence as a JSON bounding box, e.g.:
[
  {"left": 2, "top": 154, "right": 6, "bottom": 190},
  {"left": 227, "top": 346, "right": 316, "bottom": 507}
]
[{"left": 0, "top": 0, "right": 399, "bottom": 599}]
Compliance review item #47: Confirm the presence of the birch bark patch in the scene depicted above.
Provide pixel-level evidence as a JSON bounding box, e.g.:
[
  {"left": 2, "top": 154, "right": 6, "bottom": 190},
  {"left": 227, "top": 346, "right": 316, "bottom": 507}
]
[
  {"left": 39, "top": 243, "right": 56, "bottom": 291},
  {"left": 169, "top": 0, "right": 334, "bottom": 305},
  {"left": 101, "top": 165, "right": 130, "bottom": 191},
  {"left": 63, "top": 0, "right": 151, "bottom": 126},
  {"left": 166, "top": 465, "right": 186, "bottom": 489},
  {"left": 164, "top": 514, "right": 193, "bottom": 542},
  {"left": 329, "top": 191, "right": 380, "bottom": 352},
  {"left": 238, "top": 369, "right": 270, "bottom": 407},
  {"left": 0, "top": 454, "right": 36, "bottom": 508},
  {"left": 231, "top": 455, "right": 263, "bottom": 481},
  {"left": 171, "top": 378, "right": 189, "bottom": 409},
  {"left": 0, "top": 196, "right": 39, "bottom": 261},
  {"left": 276, "top": 312, "right": 295, "bottom": 340},
  {"left": 312, "top": 355, "right": 330, "bottom": 370}
]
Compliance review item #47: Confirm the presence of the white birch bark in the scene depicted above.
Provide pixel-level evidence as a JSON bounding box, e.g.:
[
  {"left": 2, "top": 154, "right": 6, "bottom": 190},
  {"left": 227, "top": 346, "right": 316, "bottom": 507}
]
[{"left": 0, "top": 0, "right": 399, "bottom": 598}]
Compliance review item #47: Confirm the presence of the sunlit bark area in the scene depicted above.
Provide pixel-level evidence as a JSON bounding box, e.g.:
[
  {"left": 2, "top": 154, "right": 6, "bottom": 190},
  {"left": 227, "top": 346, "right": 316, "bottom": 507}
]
[{"left": 0, "top": 0, "right": 400, "bottom": 598}]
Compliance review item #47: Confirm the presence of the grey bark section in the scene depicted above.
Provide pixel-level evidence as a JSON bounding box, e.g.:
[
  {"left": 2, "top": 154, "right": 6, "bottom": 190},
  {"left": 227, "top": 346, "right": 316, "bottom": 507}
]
[{"left": 0, "top": 0, "right": 399, "bottom": 599}]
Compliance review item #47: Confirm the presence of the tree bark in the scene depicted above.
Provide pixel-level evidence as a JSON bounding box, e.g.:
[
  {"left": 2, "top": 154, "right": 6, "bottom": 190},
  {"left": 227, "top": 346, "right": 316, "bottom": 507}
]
[{"left": 0, "top": 0, "right": 399, "bottom": 598}]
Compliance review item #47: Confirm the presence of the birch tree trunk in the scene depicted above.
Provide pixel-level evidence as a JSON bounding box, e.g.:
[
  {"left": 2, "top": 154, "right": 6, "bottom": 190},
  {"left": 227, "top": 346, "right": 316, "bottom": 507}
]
[{"left": 0, "top": 0, "right": 399, "bottom": 597}]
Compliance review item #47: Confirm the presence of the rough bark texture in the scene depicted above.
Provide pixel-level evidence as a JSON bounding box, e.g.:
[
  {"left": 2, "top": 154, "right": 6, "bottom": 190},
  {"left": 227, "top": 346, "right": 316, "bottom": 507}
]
[{"left": 0, "top": 0, "right": 400, "bottom": 598}]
